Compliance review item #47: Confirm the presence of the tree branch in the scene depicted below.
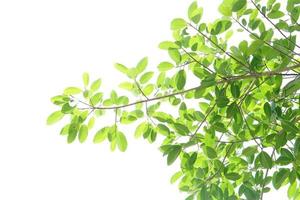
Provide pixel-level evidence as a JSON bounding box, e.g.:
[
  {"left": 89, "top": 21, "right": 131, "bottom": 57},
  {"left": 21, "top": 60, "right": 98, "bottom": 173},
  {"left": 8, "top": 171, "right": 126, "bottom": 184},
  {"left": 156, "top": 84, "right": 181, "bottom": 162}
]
[{"left": 77, "top": 63, "right": 300, "bottom": 111}]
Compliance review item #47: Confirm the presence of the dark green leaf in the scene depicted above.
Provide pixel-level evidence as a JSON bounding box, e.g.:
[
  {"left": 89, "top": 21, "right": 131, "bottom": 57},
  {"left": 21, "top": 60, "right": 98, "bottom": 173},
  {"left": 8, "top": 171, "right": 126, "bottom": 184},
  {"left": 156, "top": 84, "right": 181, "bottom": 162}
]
[
  {"left": 173, "top": 123, "right": 190, "bottom": 136},
  {"left": 232, "top": 0, "right": 247, "bottom": 12},
  {"left": 273, "top": 168, "right": 290, "bottom": 189},
  {"left": 175, "top": 70, "right": 186, "bottom": 90},
  {"left": 167, "top": 145, "right": 182, "bottom": 165},
  {"left": 258, "top": 151, "right": 273, "bottom": 169}
]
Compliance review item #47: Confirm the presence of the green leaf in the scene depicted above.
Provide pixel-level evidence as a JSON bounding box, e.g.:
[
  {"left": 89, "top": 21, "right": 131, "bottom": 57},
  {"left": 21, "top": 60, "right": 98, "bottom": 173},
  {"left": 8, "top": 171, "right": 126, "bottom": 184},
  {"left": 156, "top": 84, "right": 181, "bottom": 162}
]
[
  {"left": 242, "top": 146, "right": 257, "bottom": 157},
  {"left": 173, "top": 123, "right": 190, "bottom": 136},
  {"left": 78, "top": 125, "right": 88, "bottom": 143},
  {"left": 288, "top": 181, "right": 297, "bottom": 199},
  {"left": 61, "top": 103, "right": 74, "bottom": 114},
  {"left": 216, "top": 96, "right": 229, "bottom": 108},
  {"left": 135, "top": 122, "right": 148, "bottom": 138},
  {"left": 136, "top": 57, "right": 148, "bottom": 74},
  {"left": 273, "top": 168, "right": 290, "bottom": 189},
  {"left": 90, "top": 79, "right": 101, "bottom": 92},
  {"left": 188, "top": 1, "right": 203, "bottom": 24},
  {"left": 170, "top": 171, "right": 183, "bottom": 184},
  {"left": 171, "top": 18, "right": 187, "bottom": 30},
  {"left": 243, "top": 186, "right": 258, "bottom": 200},
  {"left": 114, "top": 63, "right": 129, "bottom": 74},
  {"left": 116, "top": 131, "right": 127, "bottom": 152},
  {"left": 211, "top": 20, "right": 232, "bottom": 35},
  {"left": 167, "top": 145, "right": 182, "bottom": 165},
  {"left": 267, "top": 10, "right": 285, "bottom": 19},
  {"left": 168, "top": 49, "right": 181, "bottom": 64},
  {"left": 63, "top": 87, "right": 82, "bottom": 95},
  {"left": 139, "top": 72, "right": 154, "bottom": 84},
  {"left": 47, "top": 111, "right": 64, "bottom": 125},
  {"left": 218, "top": 0, "right": 234, "bottom": 16},
  {"left": 90, "top": 92, "right": 103, "bottom": 105},
  {"left": 67, "top": 123, "right": 78, "bottom": 144},
  {"left": 281, "top": 120, "right": 299, "bottom": 133},
  {"left": 158, "top": 41, "right": 180, "bottom": 50},
  {"left": 158, "top": 62, "right": 174, "bottom": 71},
  {"left": 282, "top": 77, "right": 300, "bottom": 96},
  {"left": 225, "top": 172, "right": 241, "bottom": 180},
  {"left": 263, "top": 102, "right": 272, "bottom": 118},
  {"left": 175, "top": 70, "right": 186, "bottom": 90},
  {"left": 93, "top": 128, "right": 108, "bottom": 143},
  {"left": 204, "top": 146, "right": 217, "bottom": 159},
  {"left": 143, "top": 84, "right": 154, "bottom": 96},
  {"left": 82, "top": 72, "right": 89, "bottom": 87},
  {"left": 119, "top": 82, "right": 134, "bottom": 90},
  {"left": 232, "top": 0, "right": 247, "bottom": 12},
  {"left": 258, "top": 151, "right": 273, "bottom": 169},
  {"left": 230, "top": 84, "right": 240, "bottom": 98}
]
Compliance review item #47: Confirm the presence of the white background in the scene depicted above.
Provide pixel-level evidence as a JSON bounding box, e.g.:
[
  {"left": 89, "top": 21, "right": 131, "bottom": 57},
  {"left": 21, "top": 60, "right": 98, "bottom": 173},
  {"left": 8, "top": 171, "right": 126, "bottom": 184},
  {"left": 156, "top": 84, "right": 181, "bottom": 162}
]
[{"left": 0, "top": 0, "right": 287, "bottom": 199}]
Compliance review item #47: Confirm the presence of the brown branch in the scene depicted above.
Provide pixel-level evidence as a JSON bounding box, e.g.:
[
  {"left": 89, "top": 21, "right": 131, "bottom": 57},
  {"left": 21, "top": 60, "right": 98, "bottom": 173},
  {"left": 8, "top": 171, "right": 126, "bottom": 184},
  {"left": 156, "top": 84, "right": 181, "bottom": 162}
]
[{"left": 77, "top": 63, "right": 300, "bottom": 111}]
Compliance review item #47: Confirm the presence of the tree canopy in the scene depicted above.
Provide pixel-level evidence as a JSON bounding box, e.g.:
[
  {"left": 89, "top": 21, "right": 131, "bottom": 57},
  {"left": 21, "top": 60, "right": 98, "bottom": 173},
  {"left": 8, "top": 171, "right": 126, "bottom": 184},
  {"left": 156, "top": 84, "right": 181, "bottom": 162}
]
[{"left": 47, "top": 0, "right": 300, "bottom": 199}]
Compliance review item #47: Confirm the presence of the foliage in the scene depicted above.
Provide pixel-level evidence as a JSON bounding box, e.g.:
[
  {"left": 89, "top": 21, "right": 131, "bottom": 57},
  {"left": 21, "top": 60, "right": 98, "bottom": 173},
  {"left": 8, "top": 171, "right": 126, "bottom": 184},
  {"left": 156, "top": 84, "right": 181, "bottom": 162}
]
[{"left": 48, "top": 0, "right": 300, "bottom": 199}]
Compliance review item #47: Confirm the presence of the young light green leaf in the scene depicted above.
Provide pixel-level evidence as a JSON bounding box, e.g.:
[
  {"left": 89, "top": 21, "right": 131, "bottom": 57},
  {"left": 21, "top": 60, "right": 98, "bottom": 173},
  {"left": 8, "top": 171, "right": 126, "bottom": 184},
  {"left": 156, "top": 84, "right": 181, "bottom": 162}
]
[
  {"left": 288, "top": 181, "right": 297, "bottom": 199},
  {"left": 64, "top": 87, "right": 82, "bottom": 95},
  {"left": 116, "top": 131, "right": 128, "bottom": 152},
  {"left": 114, "top": 63, "right": 129, "bottom": 74},
  {"left": 171, "top": 18, "right": 187, "bottom": 30},
  {"left": 139, "top": 72, "right": 154, "bottom": 84},
  {"left": 159, "top": 41, "right": 180, "bottom": 50},
  {"left": 170, "top": 171, "right": 183, "bottom": 184},
  {"left": 188, "top": 1, "right": 203, "bottom": 24},
  {"left": 93, "top": 128, "right": 108, "bottom": 143},
  {"left": 78, "top": 125, "right": 88, "bottom": 143},
  {"left": 143, "top": 84, "right": 155, "bottom": 96},
  {"left": 218, "top": 0, "right": 234, "bottom": 16},
  {"left": 47, "top": 111, "right": 64, "bottom": 125},
  {"left": 158, "top": 62, "right": 174, "bottom": 71},
  {"left": 119, "top": 82, "right": 134, "bottom": 91},
  {"left": 90, "top": 79, "right": 101, "bottom": 92},
  {"left": 136, "top": 57, "right": 148, "bottom": 74},
  {"left": 82, "top": 72, "right": 89, "bottom": 87}
]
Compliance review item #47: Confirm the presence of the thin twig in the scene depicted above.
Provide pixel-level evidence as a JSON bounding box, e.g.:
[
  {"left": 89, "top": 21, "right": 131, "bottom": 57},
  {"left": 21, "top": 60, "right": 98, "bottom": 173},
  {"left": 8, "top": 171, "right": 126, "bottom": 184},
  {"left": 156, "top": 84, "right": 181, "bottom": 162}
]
[
  {"left": 232, "top": 17, "right": 300, "bottom": 58},
  {"left": 250, "top": 0, "right": 300, "bottom": 50}
]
